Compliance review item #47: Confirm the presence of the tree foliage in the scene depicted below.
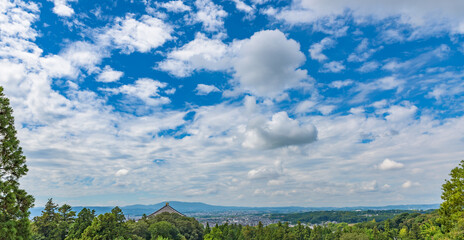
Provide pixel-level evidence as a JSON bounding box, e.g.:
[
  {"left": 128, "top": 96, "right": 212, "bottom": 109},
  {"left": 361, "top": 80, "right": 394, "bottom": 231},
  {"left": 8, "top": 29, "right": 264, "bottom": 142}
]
[
  {"left": 80, "top": 206, "right": 128, "bottom": 240},
  {"left": 147, "top": 212, "right": 204, "bottom": 240},
  {"left": 32, "top": 198, "right": 59, "bottom": 239},
  {"left": 439, "top": 160, "right": 464, "bottom": 232},
  {"left": 66, "top": 208, "right": 95, "bottom": 240},
  {"left": 32, "top": 199, "right": 76, "bottom": 239},
  {"left": 148, "top": 221, "right": 182, "bottom": 240},
  {"left": 26, "top": 203, "right": 462, "bottom": 240},
  {"left": 0, "top": 86, "right": 35, "bottom": 239}
]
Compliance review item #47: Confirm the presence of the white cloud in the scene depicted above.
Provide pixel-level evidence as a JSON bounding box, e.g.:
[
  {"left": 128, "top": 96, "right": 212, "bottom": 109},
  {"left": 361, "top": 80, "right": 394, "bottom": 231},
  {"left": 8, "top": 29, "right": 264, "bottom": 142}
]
[
  {"left": 321, "top": 61, "right": 345, "bottom": 73},
  {"left": 349, "top": 107, "right": 364, "bottom": 115},
  {"left": 384, "top": 104, "right": 418, "bottom": 123},
  {"left": 40, "top": 55, "right": 76, "bottom": 78},
  {"left": 426, "top": 79, "right": 464, "bottom": 102},
  {"left": 329, "top": 80, "right": 353, "bottom": 89},
  {"left": 243, "top": 111, "right": 317, "bottom": 149},
  {"left": 317, "top": 105, "right": 335, "bottom": 115},
  {"left": 100, "top": 14, "right": 173, "bottom": 54},
  {"left": 100, "top": 78, "right": 170, "bottom": 106},
  {"left": 308, "top": 37, "right": 335, "bottom": 62},
  {"left": 382, "top": 45, "right": 450, "bottom": 72},
  {"left": 250, "top": 0, "right": 269, "bottom": 5},
  {"left": 232, "top": 0, "right": 254, "bottom": 14},
  {"left": 243, "top": 95, "right": 257, "bottom": 113},
  {"left": 0, "top": 61, "right": 26, "bottom": 86},
  {"left": 157, "top": 33, "right": 231, "bottom": 77},
  {"left": 160, "top": 0, "right": 191, "bottom": 12},
  {"left": 352, "top": 76, "right": 404, "bottom": 103},
  {"left": 347, "top": 38, "right": 381, "bottom": 63},
  {"left": 357, "top": 61, "right": 380, "bottom": 73},
  {"left": 372, "top": 99, "right": 388, "bottom": 109},
  {"left": 268, "top": 0, "right": 464, "bottom": 34},
  {"left": 165, "top": 88, "right": 176, "bottom": 95},
  {"left": 248, "top": 161, "right": 283, "bottom": 180},
  {"left": 160, "top": 30, "right": 309, "bottom": 98},
  {"left": 49, "top": 0, "right": 75, "bottom": 17},
  {"left": 402, "top": 180, "right": 420, "bottom": 189},
  {"left": 194, "top": 0, "right": 228, "bottom": 32},
  {"left": 380, "top": 29, "right": 405, "bottom": 43},
  {"left": 0, "top": 1, "right": 39, "bottom": 40},
  {"left": 382, "top": 184, "right": 391, "bottom": 189},
  {"left": 295, "top": 100, "right": 316, "bottom": 113},
  {"left": 115, "top": 169, "right": 129, "bottom": 176},
  {"left": 427, "top": 86, "right": 447, "bottom": 101},
  {"left": 355, "top": 38, "right": 369, "bottom": 52},
  {"left": 97, "top": 66, "right": 124, "bottom": 83},
  {"left": 234, "top": 30, "right": 308, "bottom": 97},
  {"left": 61, "top": 41, "right": 105, "bottom": 73},
  {"left": 360, "top": 180, "right": 377, "bottom": 191},
  {"left": 378, "top": 158, "right": 404, "bottom": 170},
  {"left": 195, "top": 84, "right": 220, "bottom": 95},
  {"left": 183, "top": 187, "right": 218, "bottom": 196}
]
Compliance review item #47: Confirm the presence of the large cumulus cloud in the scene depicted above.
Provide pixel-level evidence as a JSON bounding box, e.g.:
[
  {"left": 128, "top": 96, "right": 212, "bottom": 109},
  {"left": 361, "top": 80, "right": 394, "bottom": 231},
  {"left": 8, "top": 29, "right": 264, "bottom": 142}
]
[
  {"left": 233, "top": 30, "right": 308, "bottom": 98},
  {"left": 158, "top": 29, "right": 309, "bottom": 98},
  {"left": 243, "top": 111, "right": 317, "bottom": 149}
]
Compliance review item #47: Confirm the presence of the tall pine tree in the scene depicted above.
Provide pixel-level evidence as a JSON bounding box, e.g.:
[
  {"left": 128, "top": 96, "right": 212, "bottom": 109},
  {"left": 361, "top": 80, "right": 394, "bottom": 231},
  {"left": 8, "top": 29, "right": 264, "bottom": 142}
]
[{"left": 0, "top": 86, "right": 35, "bottom": 239}]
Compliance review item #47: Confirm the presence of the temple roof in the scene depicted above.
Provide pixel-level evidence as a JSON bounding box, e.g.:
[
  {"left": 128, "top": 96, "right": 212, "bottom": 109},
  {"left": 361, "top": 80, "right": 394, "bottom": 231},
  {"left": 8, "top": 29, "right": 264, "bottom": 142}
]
[{"left": 148, "top": 202, "right": 185, "bottom": 217}]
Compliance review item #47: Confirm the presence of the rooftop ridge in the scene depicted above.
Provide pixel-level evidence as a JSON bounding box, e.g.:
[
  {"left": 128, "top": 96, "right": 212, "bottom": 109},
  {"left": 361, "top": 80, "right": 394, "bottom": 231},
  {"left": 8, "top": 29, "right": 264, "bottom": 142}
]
[{"left": 148, "top": 202, "right": 185, "bottom": 217}]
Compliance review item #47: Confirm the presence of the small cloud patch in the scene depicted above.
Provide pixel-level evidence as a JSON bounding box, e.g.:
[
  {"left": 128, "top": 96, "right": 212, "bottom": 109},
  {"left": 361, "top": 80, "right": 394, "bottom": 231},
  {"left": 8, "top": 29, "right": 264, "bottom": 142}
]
[
  {"left": 402, "top": 180, "right": 420, "bottom": 189},
  {"left": 378, "top": 158, "right": 404, "bottom": 170},
  {"left": 115, "top": 169, "right": 129, "bottom": 176},
  {"left": 196, "top": 84, "right": 220, "bottom": 95},
  {"left": 97, "top": 66, "right": 123, "bottom": 83}
]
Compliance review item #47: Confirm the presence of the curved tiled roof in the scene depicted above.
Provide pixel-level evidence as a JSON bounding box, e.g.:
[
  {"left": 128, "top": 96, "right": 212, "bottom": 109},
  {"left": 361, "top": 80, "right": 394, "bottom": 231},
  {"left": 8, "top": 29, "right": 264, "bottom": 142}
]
[{"left": 148, "top": 202, "right": 185, "bottom": 217}]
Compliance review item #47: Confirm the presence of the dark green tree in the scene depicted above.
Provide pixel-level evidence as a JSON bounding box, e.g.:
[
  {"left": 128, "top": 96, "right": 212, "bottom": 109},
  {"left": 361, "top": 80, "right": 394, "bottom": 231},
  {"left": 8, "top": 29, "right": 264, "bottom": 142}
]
[
  {"left": 148, "top": 212, "right": 203, "bottom": 240},
  {"left": 32, "top": 198, "right": 60, "bottom": 239},
  {"left": 293, "top": 221, "right": 309, "bottom": 240},
  {"left": 56, "top": 204, "right": 75, "bottom": 239},
  {"left": 204, "top": 226, "right": 223, "bottom": 240},
  {"left": 439, "top": 160, "right": 464, "bottom": 232},
  {"left": 0, "top": 86, "right": 35, "bottom": 239},
  {"left": 65, "top": 208, "right": 95, "bottom": 240},
  {"left": 339, "top": 232, "right": 369, "bottom": 240},
  {"left": 126, "top": 219, "right": 150, "bottom": 240},
  {"left": 148, "top": 220, "right": 182, "bottom": 240},
  {"left": 205, "top": 222, "right": 211, "bottom": 235},
  {"left": 80, "top": 206, "right": 129, "bottom": 240}
]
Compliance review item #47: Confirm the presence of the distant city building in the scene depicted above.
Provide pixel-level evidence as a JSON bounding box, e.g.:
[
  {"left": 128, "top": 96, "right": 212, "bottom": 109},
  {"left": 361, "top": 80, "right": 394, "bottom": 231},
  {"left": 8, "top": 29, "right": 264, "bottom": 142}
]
[{"left": 148, "top": 202, "right": 185, "bottom": 217}]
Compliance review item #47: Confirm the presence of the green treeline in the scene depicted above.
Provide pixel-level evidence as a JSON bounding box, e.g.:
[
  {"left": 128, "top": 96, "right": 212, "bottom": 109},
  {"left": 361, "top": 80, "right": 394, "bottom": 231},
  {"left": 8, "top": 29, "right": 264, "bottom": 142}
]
[
  {"left": 269, "top": 209, "right": 433, "bottom": 224},
  {"left": 28, "top": 205, "right": 461, "bottom": 240},
  {"left": 30, "top": 201, "right": 203, "bottom": 240},
  {"left": 204, "top": 213, "right": 439, "bottom": 240}
]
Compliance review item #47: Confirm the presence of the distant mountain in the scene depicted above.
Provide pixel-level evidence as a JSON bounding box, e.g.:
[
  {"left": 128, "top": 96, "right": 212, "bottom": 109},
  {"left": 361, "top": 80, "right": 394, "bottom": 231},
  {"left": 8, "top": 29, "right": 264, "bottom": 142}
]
[
  {"left": 29, "top": 201, "right": 440, "bottom": 218},
  {"left": 333, "top": 204, "right": 440, "bottom": 211}
]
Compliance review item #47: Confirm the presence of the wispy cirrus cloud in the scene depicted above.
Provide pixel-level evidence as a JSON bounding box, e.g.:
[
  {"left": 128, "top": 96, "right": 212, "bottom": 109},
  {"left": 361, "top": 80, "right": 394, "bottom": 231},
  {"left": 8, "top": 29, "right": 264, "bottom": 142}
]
[
  {"left": 267, "top": 0, "right": 464, "bottom": 34},
  {"left": 100, "top": 78, "right": 171, "bottom": 106}
]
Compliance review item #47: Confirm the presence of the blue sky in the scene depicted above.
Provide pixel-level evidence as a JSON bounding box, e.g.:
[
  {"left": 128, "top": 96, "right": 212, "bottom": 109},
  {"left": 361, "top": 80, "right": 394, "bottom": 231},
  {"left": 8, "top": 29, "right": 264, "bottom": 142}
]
[{"left": 1, "top": 0, "right": 464, "bottom": 207}]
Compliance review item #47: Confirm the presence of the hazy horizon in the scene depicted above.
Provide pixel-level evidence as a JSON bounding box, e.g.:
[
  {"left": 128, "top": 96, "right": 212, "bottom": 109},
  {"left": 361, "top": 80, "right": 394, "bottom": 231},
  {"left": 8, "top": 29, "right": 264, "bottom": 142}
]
[
  {"left": 30, "top": 200, "right": 441, "bottom": 209},
  {"left": 2, "top": 0, "right": 463, "bottom": 207}
]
